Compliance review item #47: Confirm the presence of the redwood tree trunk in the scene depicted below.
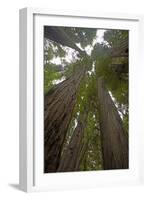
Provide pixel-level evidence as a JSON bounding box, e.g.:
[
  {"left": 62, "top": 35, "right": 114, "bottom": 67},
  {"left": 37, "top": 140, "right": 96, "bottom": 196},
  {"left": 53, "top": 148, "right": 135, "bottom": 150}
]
[
  {"left": 97, "top": 78, "right": 128, "bottom": 169},
  {"left": 44, "top": 67, "right": 85, "bottom": 173},
  {"left": 57, "top": 110, "right": 88, "bottom": 172}
]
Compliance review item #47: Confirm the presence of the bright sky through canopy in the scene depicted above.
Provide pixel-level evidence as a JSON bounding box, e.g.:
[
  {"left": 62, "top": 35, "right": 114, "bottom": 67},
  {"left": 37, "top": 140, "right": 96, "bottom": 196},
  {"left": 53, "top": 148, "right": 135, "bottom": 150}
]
[{"left": 50, "top": 29, "right": 106, "bottom": 64}]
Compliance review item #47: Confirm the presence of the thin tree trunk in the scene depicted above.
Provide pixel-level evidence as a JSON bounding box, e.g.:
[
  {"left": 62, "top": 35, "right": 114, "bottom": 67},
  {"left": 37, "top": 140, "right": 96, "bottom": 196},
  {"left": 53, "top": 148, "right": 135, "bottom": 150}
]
[
  {"left": 44, "top": 67, "right": 86, "bottom": 173},
  {"left": 75, "top": 140, "right": 89, "bottom": 171},
  {"left": 57, "top": 110, "right": 88, "bottom": 172},
  {"left": 97, "top": 78, "right": 128, "bottom": 169}
]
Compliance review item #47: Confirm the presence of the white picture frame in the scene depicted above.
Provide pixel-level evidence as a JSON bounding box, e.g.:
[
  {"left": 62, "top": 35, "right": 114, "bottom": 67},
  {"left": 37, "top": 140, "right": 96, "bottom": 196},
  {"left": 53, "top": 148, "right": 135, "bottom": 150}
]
[{"left": 19, "top": 7, "right": 144, "bottom": 192}]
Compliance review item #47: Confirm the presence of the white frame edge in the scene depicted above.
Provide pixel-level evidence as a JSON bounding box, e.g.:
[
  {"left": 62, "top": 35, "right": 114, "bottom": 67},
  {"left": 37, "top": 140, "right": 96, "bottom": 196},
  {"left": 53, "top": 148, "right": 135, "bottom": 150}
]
[
  {"left": 19, "top": 8, "right": 34, "bottom": 192},
  {"left": 19, "top": 7, "right": 144, "bottom": 192}
]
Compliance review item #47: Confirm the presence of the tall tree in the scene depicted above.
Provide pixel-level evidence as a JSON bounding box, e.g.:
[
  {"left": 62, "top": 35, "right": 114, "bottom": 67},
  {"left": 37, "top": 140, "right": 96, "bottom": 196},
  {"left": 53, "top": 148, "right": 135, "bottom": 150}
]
[
  {"left": 44, "top": 66, "right": 86, "bottom": 173},
  {"left": 57, "top": 109, "right": 88, "bottom": 172},
  {"left": 97, "top": 78, "right": 128, "bottom": 169}
]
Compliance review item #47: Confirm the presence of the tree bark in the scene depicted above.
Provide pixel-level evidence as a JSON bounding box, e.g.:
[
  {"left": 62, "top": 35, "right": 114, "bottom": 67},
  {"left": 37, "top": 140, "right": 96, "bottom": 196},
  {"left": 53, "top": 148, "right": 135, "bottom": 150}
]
[
  {"left": 97, "top": 78, "right": 128, "bottom": 169},
  {"left": 57, "top": 110, "right": 88, "bottom": 172},
  {"left": 44, "top": 67, "right": 86, "bottom": 173}
]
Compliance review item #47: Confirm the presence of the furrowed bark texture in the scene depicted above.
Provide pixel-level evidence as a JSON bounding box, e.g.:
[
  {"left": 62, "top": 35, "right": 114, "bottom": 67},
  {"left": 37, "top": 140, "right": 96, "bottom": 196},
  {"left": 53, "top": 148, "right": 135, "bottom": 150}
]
[
  {"left": 97, "top": 78, "right": 128, "bottom": 169},
  {"left": 44, "top": 67, "right": 86, "bottom": 173},
  {"left": 57, "top": 110, "right": 88, "bottom": 172}
]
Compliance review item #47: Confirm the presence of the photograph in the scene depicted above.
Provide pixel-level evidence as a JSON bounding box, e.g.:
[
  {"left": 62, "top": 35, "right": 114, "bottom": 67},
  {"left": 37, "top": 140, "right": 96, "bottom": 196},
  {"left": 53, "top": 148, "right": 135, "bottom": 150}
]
[{"left": 44, "top": 26, "right": 129, "bottom": 173}]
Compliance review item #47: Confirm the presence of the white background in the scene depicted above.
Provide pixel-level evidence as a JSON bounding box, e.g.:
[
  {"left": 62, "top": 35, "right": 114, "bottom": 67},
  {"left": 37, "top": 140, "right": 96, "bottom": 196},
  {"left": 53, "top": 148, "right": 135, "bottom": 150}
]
[{"left": 0, "top": 0, "right": 146, "bottom": 199}]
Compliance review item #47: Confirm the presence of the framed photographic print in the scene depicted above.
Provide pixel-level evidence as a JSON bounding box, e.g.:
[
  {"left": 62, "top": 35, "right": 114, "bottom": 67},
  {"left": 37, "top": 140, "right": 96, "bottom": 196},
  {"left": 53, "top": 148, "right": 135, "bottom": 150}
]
[{"left": 19, "top": 8, "right": 144, "bottom": 192}]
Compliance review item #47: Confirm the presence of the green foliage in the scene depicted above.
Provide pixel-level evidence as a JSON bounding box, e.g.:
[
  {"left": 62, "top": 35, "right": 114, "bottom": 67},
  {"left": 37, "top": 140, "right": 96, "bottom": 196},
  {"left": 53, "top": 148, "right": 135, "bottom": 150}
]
[
  {"left": 80, "top": 108, "right": 103, "bottom": 171},
  {"left": 44, "top": 63, "right": 63, "bottom": 94},
  {"left": 63, "top": 27, "right": 97, "bottom": 48},
  {"left": 104, "top": 29, "right": 128, "bottom": 47},
  {"left": 64, "top": 61, "right": 80, "bottom": 77},
  {"left": 91, "top": 43, "right": 110, "bottom": 60},
  {"left": 54, "top": 44, "right": 66, "bottom": 58},
  {"left": 44, "top": 39, "right": 66, "bottom": 65},
  {"left": 95, "top": 56, "right": 128, "bottom": 103}
]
